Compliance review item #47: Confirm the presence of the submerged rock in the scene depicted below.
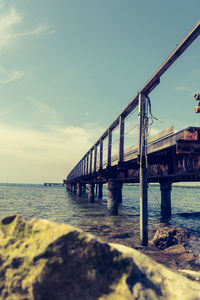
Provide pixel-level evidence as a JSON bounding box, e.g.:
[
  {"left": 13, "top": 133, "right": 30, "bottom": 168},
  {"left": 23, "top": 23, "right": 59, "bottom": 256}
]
[
  {"left": 0, "top": 215, "right": 199, "bottom": 299},
  {"left": 150, "top": 226, "right": 190, "bottom": 250}
]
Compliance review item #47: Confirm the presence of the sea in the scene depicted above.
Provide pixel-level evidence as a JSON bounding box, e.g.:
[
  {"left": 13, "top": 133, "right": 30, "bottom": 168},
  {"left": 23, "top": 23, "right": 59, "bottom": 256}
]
[{"left": 0, "top": 183, "right": 200, "bottom": 256}]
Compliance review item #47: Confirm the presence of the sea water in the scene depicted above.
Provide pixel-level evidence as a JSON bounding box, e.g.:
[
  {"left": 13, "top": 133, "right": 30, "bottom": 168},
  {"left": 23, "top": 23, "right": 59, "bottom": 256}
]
[{"left": 0, "top": 183, "right": 199, "bottom": 253}]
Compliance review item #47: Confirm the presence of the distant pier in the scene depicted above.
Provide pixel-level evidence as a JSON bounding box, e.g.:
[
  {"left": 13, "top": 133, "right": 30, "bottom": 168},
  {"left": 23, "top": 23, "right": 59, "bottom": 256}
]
[{"left": 44, "top": 183, "right": 64, "bottom": 187}]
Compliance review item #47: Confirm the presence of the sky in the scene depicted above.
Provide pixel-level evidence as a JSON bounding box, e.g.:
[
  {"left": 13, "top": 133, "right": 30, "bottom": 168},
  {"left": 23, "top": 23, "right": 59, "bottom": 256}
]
[{"left": 0, "top": 0, "right": 200, "bottom": 183}]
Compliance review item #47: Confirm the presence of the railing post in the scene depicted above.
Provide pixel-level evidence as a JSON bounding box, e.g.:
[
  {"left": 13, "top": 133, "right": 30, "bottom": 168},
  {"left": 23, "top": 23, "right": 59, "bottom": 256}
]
[
  {"left": 90, "top": 149, "right": 93, "bottom": 174},
  {"left": 107, "top": 129, "right": 112, "bottom": 167},
  {"left": 83, "top": 157, "right": 85, "bottom": 176},
  {"left": 119, "top": 115, "right": 125, "bottom": 162},
  {"left": 99, "top": 138, "right": 103, "bottom": 170},
  {"left": 138, "top": 93, "right": 148, "bottom": 246},
  {"left": 86, "top": 154, "right": 89, "bottom": 175},
  {"left": 94, "top": 145, "right": 97, "bottom": 173}
]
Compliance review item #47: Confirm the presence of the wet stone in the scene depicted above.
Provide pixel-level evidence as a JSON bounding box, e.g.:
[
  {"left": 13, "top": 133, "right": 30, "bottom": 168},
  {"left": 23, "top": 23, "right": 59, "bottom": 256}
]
[{"left": 150, "top": 227, "right": 190, "bottom": 250}]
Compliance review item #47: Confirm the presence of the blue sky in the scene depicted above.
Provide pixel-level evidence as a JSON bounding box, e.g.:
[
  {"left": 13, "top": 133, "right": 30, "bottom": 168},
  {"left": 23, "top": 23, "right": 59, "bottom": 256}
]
[{"left": 0, "top": 0, "right": 200, "bottom": 183}]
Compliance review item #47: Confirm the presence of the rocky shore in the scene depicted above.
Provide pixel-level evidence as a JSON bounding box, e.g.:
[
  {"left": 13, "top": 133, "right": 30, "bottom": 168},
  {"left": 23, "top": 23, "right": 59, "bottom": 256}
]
[
  {"left": 80, "top": 222, "right": 200, "bottom": 278},
  {"left": 0, "top": 215, "right": 199, "bottom": 299}
]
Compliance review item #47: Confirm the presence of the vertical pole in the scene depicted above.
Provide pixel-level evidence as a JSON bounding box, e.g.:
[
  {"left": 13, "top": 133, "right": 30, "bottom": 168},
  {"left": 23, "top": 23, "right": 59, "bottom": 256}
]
[
  {"left": 94, "top": 145, "right": 97, "bottom": 173},
  {"left": 160, "top": 181, "right": 172, "bottom": 218},
  {"left": 119, "top": 115, "right": 125, "bottom": 162},
  {"left": 107, "top": 129, "right": 112, "bottom": 167},
  {"left": 83, "top": 158, "right": 86, "bottom": 176},
  {"left": 90, "top": 150, "right": 93, "bottom": 174},
  {"left": 86, "top": 154, "right": 89, "bottom": 175},
  {"left": 99, "top": 138, "right": 103, "bottom": 170},
  {"left": 81, "top": 161, "right": 83, "bottom": 177},
  {"left": 138, "top": 93, "right": 148, "bottom": 246}
]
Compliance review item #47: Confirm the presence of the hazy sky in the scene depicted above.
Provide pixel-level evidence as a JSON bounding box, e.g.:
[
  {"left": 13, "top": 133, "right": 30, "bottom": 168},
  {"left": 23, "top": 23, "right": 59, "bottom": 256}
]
[{"left": 0, "top": 0, "right": 200, "bottom": 183}]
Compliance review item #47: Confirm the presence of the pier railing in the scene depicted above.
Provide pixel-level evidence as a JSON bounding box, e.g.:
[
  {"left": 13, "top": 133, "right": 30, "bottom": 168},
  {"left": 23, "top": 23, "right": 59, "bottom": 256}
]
[{"left": 67, "top": 21, "right": 200, "bottom": 182}]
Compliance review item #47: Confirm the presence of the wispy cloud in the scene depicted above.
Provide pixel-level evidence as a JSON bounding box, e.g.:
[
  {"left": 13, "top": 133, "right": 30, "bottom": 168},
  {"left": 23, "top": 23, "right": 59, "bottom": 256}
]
[
  {"left": 9, "top": 23, "right": 56, "bottom": 38},
  {"left": 0, "top": 67, "right": 24, "bottom": 84},
  {"left": 175, "top": 68, "right": 200, "bottom": 94},
  {"left": 0, "top": 5, "right": 55, "bottom": 51},
  {"left": 175, "top": 85, "right": 191, "bottom": 92}
]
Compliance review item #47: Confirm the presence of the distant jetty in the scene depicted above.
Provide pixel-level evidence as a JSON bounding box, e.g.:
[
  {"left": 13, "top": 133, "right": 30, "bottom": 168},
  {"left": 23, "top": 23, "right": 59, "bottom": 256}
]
[{"left": 44, "top": 183, "right": 64, "bottom": 186}]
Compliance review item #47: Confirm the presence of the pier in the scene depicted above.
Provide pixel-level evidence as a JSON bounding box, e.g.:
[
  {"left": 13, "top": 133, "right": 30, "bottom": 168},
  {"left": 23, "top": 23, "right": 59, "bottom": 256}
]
[
  {"left": 44, "top": 183, "right": 64, "bottom": 187},
  {"left": 64, "top": 21, "right": 200, "bottom": 245}
]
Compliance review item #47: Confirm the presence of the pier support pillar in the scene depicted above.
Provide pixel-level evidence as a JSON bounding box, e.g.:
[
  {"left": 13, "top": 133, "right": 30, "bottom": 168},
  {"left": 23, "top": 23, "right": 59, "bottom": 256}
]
[
  {"left": 96, "top": 184, "right": 98, "bottom": 195},
  {"left": 117, "top": 183, "right": 123, "bottom": 203},
  {"left": 107, "top": 181, "right": 122, "bottom": 216},
  {"left": 160, "top": 181, "right": 172, "bottom": 218},
  {"left": 73, "top": 184, "right": 77, "bottom": 194},
  {"left": 77, "top": 183, "right": 82, "bottom": 197},
  {"left": 98, "top": 183, "right": 103, "bottom": 198},
  {"left": 88, "top": 183, "right": 95, "bottom": 203}
]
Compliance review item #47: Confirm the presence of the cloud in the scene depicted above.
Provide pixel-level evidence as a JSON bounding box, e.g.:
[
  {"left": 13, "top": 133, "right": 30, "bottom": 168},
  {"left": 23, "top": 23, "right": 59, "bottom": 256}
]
[
  {"left": 0, "top": 5, "right": 55, "bottom": 51},
  {"left": 175, "top": 85, "right": 191, "bottom": 92},
  {"left": 9, "top": 23, "right": 56, "bottom": 38},
  {"left": 0, "top": 123, "right": 98, "bottom": 183},
  {"left": 0, "top": 67, "right": 24, "bottom": 84}
]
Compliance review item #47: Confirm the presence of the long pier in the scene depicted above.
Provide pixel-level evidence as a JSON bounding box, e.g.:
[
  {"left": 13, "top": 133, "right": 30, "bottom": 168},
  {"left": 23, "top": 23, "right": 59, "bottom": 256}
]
[{"left": 64, "top": 21, "right": 200, "bottom": 245}]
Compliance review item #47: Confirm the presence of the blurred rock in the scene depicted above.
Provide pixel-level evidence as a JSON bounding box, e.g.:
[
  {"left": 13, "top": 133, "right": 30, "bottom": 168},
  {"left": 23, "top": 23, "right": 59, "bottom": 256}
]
[{"left": 0, "top": 215, "right": 199, "bottom": 299}]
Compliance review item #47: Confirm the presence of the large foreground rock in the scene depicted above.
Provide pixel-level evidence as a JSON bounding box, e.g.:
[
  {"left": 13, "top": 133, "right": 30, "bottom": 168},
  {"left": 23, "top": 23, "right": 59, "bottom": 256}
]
[{"left": 0, "top": 215, "right": 199, "bottom": 300}]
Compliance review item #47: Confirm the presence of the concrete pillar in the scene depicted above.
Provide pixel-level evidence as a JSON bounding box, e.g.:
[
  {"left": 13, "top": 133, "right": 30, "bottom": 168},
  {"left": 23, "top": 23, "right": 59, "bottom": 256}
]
[
  {"left": 160, "top": 181, "right": 172, "bottom": 218},
  {"left": 77, "top": 183, "right": 82, "bottom": 197},
  {"left": 107, "top": 181, "right": 122, "bottom": 216},
  {"left": 88, "top": 183, "right": 95, "bottom": 203},
  {"left": 117, "top": 183, "right": 123, "bottom": 203},
  {"left": 73, "top": 184, "right": 76, "bottom": 194},
  {"left": 95, "top": 184, "right": 98, "bottom": 195},
  {"left": 98, "top": 183, "right": 103, "bottom": 198}
]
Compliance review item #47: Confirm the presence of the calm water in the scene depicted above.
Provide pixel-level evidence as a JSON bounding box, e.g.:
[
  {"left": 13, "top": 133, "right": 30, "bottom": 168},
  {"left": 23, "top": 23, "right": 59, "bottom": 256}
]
[{"left": 0, "top": 183, "right": 199, "bottom": 254}]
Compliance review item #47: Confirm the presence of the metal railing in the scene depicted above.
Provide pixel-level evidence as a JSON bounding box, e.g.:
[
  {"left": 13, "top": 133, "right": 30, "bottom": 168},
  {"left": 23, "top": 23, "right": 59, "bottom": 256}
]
[{"left": 67, "top": 21, "right": 200, "bottom": 182}]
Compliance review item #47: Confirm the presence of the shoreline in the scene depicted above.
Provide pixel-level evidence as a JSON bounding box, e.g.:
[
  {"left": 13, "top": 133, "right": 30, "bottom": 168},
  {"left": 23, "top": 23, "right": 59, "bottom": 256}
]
[{"left": 79, "top": 222, "right": 200, "bottom": 279}]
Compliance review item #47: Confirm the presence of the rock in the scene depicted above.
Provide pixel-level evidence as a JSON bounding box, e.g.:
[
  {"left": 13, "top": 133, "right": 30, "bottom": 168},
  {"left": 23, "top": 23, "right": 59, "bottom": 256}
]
[
  {"left": 178, "top": 269, "right": 200, "bottom": 282},
  {"left": 150, "top": 227, "right": 190, "bottom": 250},
  {"left": 163, "top": 244, "right": 186, "bottom": 254},
  {"left": 0, "top": 215, "right": 199, "bottom": 299}
]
